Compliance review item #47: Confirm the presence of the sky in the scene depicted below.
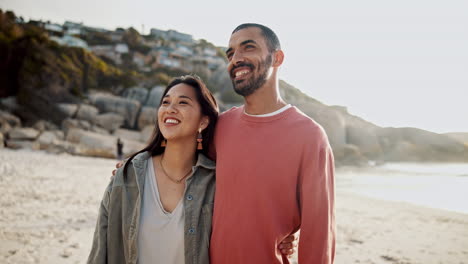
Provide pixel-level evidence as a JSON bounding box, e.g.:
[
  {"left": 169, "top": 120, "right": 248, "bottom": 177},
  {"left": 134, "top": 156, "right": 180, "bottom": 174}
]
[{"left": 2, "top": 0, "right": 467, "bottom": 133}]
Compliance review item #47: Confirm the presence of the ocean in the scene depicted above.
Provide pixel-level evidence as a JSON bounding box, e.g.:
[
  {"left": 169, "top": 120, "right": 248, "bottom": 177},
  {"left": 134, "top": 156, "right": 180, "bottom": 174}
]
[{"left": 336, "top": 162, "right": 468, "bottom": 214}]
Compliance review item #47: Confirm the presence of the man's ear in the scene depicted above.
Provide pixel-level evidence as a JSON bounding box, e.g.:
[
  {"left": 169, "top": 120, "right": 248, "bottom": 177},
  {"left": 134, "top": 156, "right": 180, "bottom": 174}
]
[{"left": 273, "top": 50, "right": 284, "bottom": 67}]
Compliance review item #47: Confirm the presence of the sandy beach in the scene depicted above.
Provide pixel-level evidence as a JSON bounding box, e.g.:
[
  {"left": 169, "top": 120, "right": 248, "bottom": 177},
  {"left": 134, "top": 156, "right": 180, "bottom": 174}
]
[{"left": 1, "top": 148, "right": 467, "bottom": 264}]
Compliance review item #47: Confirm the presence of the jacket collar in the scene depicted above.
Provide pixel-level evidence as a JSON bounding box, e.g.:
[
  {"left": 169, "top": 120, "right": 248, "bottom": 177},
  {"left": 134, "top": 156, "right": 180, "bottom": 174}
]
[
  {"left": 131, "top": 151, "right": 215, "bottom": 170},
  {"left": 194, "top": 153, "right": 216, "bottom": 170}
]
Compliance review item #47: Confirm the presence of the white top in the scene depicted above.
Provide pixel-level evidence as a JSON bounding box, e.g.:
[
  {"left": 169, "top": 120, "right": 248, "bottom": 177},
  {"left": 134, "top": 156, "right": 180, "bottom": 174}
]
[
  {"left": 137, "top": 157, "right": 185, "bottom": 264},
  {"left": 243, "top": 104, "right": 292, "bottom": 117}
]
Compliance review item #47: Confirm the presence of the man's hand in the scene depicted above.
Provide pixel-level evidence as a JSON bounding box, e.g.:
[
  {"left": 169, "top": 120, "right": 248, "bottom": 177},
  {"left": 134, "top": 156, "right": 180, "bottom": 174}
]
[
  {"left": 279, "top": 233, "right": 298, "bottom": 257},
  {"left": 112, "top": 160, "right": 124, "bottom": 176}
]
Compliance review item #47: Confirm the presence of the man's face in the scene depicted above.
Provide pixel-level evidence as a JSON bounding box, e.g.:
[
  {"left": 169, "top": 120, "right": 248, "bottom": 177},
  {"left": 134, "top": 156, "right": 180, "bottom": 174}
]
[{"left": 226, "top": 27, "right": 273, "bottom": 97}]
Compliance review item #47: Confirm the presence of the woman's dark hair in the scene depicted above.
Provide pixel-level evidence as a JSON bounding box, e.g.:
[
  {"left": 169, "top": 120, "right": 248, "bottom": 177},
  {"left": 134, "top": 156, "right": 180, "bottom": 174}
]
[{"left": 123, "top": 75, "right": 219, "bottom": 176}]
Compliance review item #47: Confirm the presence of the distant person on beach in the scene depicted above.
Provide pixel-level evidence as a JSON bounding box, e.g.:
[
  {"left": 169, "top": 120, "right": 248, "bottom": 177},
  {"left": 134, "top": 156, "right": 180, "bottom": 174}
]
[
  {"left": 89, "top": 75, "right": 295, "bottom": 264},
  {"left": 116, "top": 138, "right": 123, "bottom": 160}
]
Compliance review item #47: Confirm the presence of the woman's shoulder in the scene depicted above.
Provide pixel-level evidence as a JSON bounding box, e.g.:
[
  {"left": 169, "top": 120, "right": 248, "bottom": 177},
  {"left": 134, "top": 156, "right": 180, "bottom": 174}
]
[
  {"left": 196, "top": 153, "right": 216, "bottom": 171},
  {"left": 113, "top": 151, "right": 151, "bottom": 186}
]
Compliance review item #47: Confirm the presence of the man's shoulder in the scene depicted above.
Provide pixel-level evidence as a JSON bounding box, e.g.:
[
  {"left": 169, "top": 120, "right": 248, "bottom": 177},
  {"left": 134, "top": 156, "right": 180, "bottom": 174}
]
[
  {"left": 290, "top": 107, "right": 325, "bottom": 131},
  {"left": 219, "top": 105, "right": 243, "bottom": 120},
  {"left": 288, "top": 107, "right": 330, "bottom": 144}
]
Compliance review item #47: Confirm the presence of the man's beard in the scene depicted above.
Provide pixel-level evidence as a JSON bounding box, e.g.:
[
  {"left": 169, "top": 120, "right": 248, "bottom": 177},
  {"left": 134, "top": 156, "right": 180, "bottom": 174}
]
[{"left": 231, "top": 55, "right": 273, "bottom": 97}]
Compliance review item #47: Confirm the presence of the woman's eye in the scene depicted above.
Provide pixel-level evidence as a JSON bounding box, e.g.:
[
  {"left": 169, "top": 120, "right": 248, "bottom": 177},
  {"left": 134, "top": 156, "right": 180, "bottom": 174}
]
[
  {"left": 161, "top": 100, "right": 169, "bottom": 105},
  {"left": 179, "top": 101, "right": 188, "bottom": 105}
]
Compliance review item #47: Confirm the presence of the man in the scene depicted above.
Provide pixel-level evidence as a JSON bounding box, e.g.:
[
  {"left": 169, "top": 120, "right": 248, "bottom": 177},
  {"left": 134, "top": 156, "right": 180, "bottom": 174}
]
[{"left": 209, "top": 24, "right": 335, "bottom": 263}]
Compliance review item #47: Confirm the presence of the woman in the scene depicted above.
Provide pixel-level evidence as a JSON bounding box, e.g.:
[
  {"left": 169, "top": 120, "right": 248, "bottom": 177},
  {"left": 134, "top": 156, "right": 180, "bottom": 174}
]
[
  {"left": 88, "top": 75, "right": 218, "bottom": 264},
  {"left": 88, "top": 75, "right": 296, "bottom": 264}
]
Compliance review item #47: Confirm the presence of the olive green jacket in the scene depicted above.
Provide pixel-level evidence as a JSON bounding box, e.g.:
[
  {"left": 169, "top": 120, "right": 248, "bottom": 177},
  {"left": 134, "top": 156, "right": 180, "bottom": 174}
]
[{"left": 87, "top": 152, "right": 216, "bottom": 264}]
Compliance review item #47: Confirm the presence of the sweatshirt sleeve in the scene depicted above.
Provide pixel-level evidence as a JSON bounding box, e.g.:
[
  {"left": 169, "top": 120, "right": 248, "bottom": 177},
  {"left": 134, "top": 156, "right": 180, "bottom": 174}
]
[{"left": 298, "top": 131, "right": 336, "bottom": 263}]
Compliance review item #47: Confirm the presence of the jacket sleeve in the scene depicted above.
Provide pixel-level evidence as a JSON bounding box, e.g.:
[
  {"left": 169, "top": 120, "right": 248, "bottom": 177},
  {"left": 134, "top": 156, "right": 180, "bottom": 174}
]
[
  {"left": 87, "top": 176, "right": 114, "bottom": 264},
  {"left": 298, "top": 133, "right": 336, "bottom": 263}
]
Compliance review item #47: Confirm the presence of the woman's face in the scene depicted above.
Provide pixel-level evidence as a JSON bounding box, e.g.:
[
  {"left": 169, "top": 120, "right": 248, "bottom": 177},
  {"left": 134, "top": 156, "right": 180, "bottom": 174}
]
[{"left": 158, "top": 83, "right": 208, "bottom": 143}]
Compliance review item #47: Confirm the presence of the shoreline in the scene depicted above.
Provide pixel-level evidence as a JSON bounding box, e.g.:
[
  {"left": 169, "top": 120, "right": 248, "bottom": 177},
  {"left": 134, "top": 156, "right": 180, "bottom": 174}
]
[{"left": 1, "top": 149, "right": 467, "bottom": 264}]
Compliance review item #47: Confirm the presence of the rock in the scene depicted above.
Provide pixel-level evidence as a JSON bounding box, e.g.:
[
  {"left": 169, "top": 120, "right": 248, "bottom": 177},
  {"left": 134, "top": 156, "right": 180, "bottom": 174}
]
[
  {"left": 141, "top": 125, "right": 154, "bottom": 143},
  {"left": 122, "top": 87, "right": 149, "bottom": 105},
  {"left": 37, "top": 131, "right": 60, "bottom": 149},
  {"left": 44, "top": 140, "right": 80, "bottom": 155},
  {"left": 8, "top": 127, "right": 40, "bottom": 140},
  {"left": 90, "top": 94, "right": 141, "bottom": 128},
  {"left": 444, "top": 132, "right": 468, "bottom": 144},
  {"left": 93, "top": 113, "right": 125, "bottom": 132},
  {"left": 0, "top": 96, "right": 20, "bottom": 112},
  {"left": 0, "top": 120, "right": 12, "bottom": 135},
  {"left": 33, "top": 120, "right": 58, "bottom": 131},
  {"left": 137, "top": 106, "right": 156, "bottom": 129},
  {"left": 62, "top": 118, "right": 92, "bottom": 136},
  {"left": 0, "top": 110, "right": 22, "bottom": 127},
  {"left": 57, "top": 103, "right": 78, "bottom": 118},
  {"left": 113, "top": 128, "right": 142, "bottom": 142},
  {"left": 90, "top": 125, "right": 110, "bottom": 135},
  {"left": 333, "top": 144, "right": 368, "bottom": 166},
  {"left": 76, "top": 104, "right": 99, "bottom": 122},
  {"left": 145, "top": 86, "right": 164, "bottom": 107},
  {"left": 53, "top": 130, "right": 65, "bottom": 140},
  {"left": 6, "top": 139, "right": 40, "bottom": 150},
  {"left": 299, "top": 102, "right": 347, "bottom": 148},
  {"left": 377, "top": 127, "right": 467, "bottom": 162},
  {"left": 346, "top": 124, "right": 382, "bottom": 159},
  {"left": 66, "top": 128, "right": 144, "bottom": 158}
]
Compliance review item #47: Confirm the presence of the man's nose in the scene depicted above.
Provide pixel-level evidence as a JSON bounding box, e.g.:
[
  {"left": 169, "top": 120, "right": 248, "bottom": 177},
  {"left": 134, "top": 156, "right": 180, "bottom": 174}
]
[{"left": 231, "top": 51, "right": 245, "bottom": 65}]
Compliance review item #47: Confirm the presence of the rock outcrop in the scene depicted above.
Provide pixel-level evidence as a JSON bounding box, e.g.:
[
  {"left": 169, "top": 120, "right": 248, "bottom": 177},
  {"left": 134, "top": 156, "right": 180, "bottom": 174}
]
[{"left": 90, "top": 94, "right": 141, "bottom": 128}]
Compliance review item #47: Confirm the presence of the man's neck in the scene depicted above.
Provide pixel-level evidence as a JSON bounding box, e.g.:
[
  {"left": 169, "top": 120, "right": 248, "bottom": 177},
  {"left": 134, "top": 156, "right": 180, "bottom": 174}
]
[{"left": 243, "top": 80, "right": 287, "bottom": 115}]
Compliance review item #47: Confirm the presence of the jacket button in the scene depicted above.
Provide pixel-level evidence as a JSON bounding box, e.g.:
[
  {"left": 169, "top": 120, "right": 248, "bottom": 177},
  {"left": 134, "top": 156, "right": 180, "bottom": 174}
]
[
  {"left": 186, "top": 194, "right": 193, "bottom": 201},
  {"left": 188, "top": 228, "right": 195, "bottom": 234}
]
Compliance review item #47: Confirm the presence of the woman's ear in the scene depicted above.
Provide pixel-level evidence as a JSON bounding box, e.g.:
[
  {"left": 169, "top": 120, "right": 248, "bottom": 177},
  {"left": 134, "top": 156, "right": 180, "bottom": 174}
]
[{"left": 199, "top": 116, "right": 210, "bottom": 131}]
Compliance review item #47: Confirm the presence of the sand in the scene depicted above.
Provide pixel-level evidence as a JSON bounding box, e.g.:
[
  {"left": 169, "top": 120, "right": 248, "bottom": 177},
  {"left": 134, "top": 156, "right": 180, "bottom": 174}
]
[{"left": 1, "top": 148, "right": 467, "bottom": 264}]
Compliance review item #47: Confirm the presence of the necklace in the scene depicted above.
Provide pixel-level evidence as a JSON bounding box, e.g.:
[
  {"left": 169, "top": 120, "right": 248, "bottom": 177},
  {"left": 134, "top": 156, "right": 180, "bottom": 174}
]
[{"left": 159, "top": 155, "right": 193, "bottom": 184}]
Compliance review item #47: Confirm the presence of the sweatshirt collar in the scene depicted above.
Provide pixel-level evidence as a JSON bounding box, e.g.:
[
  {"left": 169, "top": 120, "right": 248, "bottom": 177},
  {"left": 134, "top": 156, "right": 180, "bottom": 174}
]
[{"left": 240, "top": 105, "right": 296, "bottom": 123}]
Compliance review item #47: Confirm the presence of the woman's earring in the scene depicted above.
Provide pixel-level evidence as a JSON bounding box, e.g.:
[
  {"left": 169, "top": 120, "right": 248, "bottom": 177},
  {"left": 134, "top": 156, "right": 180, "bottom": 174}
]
[
  {"left": 197, "top": 128, "right": 203, "bottom": 150},
  {"left": 161, "top": 139, "right": 167, "bottom": 147}
]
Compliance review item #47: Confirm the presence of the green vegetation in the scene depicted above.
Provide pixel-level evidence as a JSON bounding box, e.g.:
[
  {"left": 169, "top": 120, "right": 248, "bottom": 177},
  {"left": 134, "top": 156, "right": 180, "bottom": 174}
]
[
  {"left": 0, "top": 9, "right": 138, "bottom": 101},
  {"left": 0, "top": 9, "right": 236, "bottom": 105}
]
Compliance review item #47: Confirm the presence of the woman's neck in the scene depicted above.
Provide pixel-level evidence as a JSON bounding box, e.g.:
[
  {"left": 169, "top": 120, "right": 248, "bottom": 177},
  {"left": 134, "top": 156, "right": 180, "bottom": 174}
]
[{"left": 159, "top": 140, "right": 197, "bottom": 174}]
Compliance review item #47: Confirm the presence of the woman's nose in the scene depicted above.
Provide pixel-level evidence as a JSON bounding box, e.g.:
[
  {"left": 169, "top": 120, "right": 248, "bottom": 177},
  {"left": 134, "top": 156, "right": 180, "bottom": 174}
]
[{"left": 166, "top": 103, "right": 178, "bottom": 113}]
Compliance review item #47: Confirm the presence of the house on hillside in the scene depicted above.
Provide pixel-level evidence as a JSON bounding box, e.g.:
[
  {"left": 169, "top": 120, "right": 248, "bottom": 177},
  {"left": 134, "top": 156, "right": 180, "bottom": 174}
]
[
  {"left": 90, "top": 43, "right": 129, "bottom": 65},
  {"left": 167, "top": 30, "right": 193, "bottom": 43},
  {"left": 63, "top": 21, "right": 83, "bottom": 35},
  {"left": 150, "top": 28, "right": 193, "bottom": 43},
  {"left": 44, "top": 23, "right": 63, "bottom": 34},
  {"left": 50, "top": 35, "right": 89, "bottom": 50},
  {"left": 152, "top": 47, "right": 185, "bottom": 69},
  {"left": 109, "top": 31, "right": 124, "bottom": 42}
]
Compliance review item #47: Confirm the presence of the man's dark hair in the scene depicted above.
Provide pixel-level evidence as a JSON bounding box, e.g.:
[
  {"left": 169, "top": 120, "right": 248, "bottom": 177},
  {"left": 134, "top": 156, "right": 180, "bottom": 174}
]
[{"left": 232, "top": 23, "right": 281, "bottom": 53}]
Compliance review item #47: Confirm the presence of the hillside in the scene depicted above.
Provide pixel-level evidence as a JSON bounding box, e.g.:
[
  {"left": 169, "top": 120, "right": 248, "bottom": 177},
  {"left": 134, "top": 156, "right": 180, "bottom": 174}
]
[{"left": 1, "top": 9, "right": 467, "bottom": 165}]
